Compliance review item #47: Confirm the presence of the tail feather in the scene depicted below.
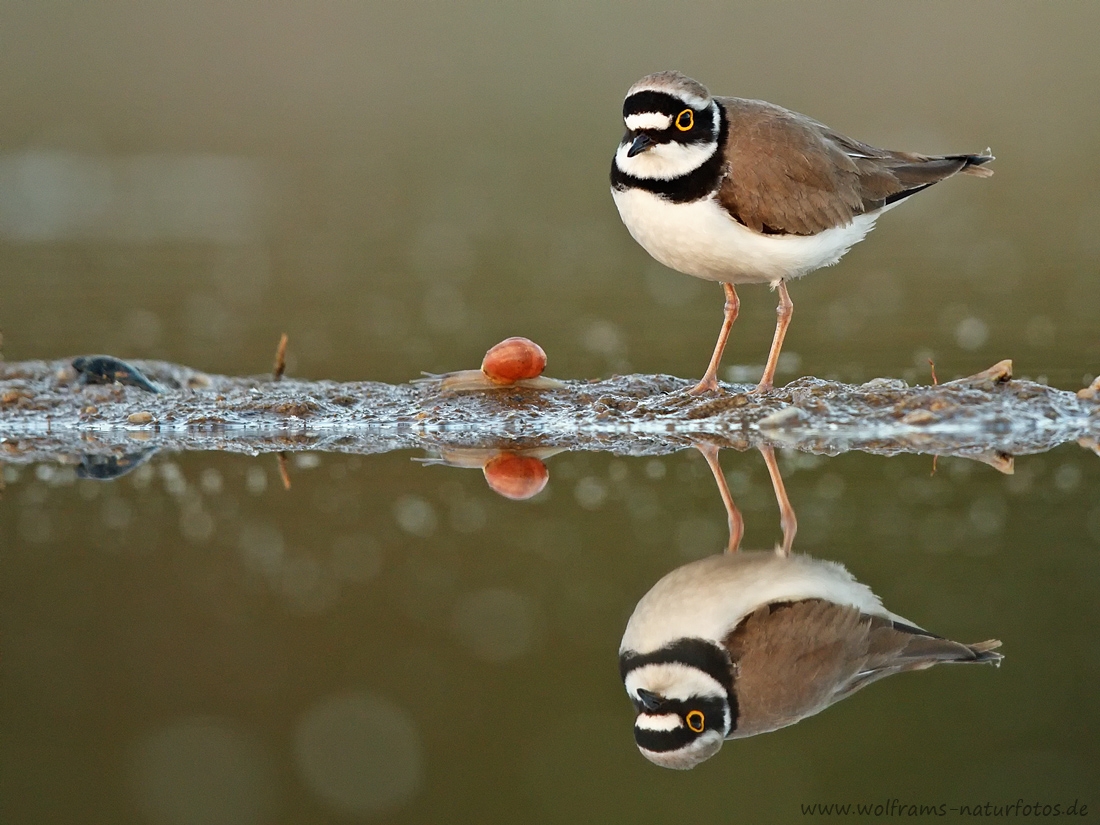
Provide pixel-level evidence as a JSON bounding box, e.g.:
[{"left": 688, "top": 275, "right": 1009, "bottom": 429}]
[
  {"left": 955, "top": 148, "right": 995, "bottom": 178},
  {"left": 965, "top": 638, "right": 1004, "bottom": 664},
  {"left": 869, "top": 148, "right": 993, "bottom": 209},
  {"left": 882, "top": 634, "right": 1003, "bottom": 667},
  {"left": 891, "top": 149, "right": 995, "bottom": 186},
  {"left": 866, "top": 619, "right": 1004, "bottom": 669}
]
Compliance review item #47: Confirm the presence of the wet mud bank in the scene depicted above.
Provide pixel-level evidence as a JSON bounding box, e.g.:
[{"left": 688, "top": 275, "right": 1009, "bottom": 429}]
[{"left": 2, "top": 357, "right": 1098, "bottom": 469}]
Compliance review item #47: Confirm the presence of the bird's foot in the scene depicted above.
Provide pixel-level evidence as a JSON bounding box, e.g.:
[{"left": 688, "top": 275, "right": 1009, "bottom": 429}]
[
  {"left": 688, "top": 377, "right": 724, "bottom": 395},
  {"left": 748, "top": 380, "right": 773, "bottom": 395}
]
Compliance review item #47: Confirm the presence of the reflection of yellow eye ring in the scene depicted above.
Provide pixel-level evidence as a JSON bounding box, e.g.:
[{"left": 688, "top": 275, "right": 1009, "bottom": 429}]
[
  {"left": 686, "top": 710, "right": 705, "bottom": 732},
  {"left": 676, "top": 109, "right": 694, "bottom": 131}
]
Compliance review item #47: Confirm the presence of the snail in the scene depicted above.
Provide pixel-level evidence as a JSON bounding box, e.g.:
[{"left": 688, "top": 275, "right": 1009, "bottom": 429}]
[
  {"left": 417, "top": 446, "right": 564, "bottom": 501},
  {"left": 436, "top": 337, "right": 565, "bottom": 392}
]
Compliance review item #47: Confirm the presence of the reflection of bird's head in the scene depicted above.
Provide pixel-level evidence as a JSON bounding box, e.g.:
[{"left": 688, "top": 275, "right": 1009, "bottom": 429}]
[{"left": 620, "top": 638, "right": 734, "bottom": 770}]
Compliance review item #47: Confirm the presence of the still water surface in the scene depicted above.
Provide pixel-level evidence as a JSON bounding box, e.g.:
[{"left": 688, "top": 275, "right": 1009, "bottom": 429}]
[
  {"left": 4, "top": 443, "right": 1099, "bottom": 821},
  {"left": 2, "top": 2, "right": 1100, "bottom": 822}
]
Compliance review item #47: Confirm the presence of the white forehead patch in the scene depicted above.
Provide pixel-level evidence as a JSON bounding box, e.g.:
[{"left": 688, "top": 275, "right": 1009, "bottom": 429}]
[
  {"left": 625, "top": 112, "right": 673, "bottom": 132},
  {"left": 635, "top": 713, "right": 682, "bottom": 732}
]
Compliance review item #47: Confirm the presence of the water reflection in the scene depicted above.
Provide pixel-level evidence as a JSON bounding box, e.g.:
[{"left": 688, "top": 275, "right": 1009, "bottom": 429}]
[
  {"left": 620, "top": 447, "right": 1003, "bottom": 769},
  {"left": 294, "top": 691, "right": 423, "bottom": 817},
  {"left": 76, "top": 445, "right": 160, "bottom": 480},
  {"left": 419, "top": 446, "right": 563, "bottom": 501},
  {"left": 5, "top": 440, "right": 1096, "bottom": 820},
  {"left": 128, "top": 718, "right": 275, "bottom": 825}
]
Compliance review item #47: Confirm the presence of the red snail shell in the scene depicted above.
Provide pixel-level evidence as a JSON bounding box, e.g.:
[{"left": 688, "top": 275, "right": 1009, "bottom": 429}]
[
  {"left": 482, "top": 453, "right": 549, "bottom": 501},
  {"left": 437, "top": 336, "right": 563, "bottom": 392},
  {"left": 481, "top": 337, "right": 547, "bottom": 384}
]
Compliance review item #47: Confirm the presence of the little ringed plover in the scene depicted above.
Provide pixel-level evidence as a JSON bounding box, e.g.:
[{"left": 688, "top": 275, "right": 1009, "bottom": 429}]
[{"left": 610, "top": 71, "right": 994, "bottom": 394}]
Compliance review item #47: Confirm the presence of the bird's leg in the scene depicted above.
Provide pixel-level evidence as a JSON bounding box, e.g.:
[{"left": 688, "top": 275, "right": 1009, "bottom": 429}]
[
  {"left": 689, "top": 282, "right": 739, "bottom": 394},
  {"left": 754, "top": 281, "right": 793, "bottom": 393},
  {"left": 759, "top": 444, "right": 797, "bottom": 556},
  {"left": 695, "top": 442, "right": 744, "bottom": 554}
]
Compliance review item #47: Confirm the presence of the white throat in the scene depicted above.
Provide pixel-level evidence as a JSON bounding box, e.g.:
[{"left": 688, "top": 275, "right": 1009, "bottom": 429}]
[
  {"left": 615, "top": 140, "right": 717, "bottom": 181},
  {"left": 624, "top": 661, "right": 727, "bottom": 704}
]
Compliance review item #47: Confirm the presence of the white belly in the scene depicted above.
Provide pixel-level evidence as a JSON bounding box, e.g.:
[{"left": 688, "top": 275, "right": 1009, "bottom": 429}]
[
  {"left": 612, "top": 187, "right": 890, "bottom": 286},
  {"left": 619, "top": 552, "right": 914, "bottom": 656}
]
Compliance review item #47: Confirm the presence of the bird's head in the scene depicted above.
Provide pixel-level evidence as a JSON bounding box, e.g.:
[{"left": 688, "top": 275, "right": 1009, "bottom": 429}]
[{"left": 615, "top": 71, "right": 721, "bottom": 181}]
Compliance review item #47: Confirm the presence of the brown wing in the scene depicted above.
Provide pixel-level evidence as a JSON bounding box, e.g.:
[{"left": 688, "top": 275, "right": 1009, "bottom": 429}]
[
  {"left": 715, "top": 97, "right": 993, "bottom": 236},
  {"left": 723, "top": 600, "right": 1001, "bottom": 738}
]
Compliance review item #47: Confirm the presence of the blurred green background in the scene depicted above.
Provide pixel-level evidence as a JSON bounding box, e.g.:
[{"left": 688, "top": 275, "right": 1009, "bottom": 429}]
[
  {"left": 1, "top": 1, "right": 1098, "bottom": 386},
  {"left": 2, "top": 2, "right": 1099, "bottom": 823}
]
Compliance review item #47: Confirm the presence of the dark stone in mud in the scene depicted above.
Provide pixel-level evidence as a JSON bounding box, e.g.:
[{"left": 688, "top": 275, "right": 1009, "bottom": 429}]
[{"left": 72, "top": 355, "right": 163, "bottom": 393}]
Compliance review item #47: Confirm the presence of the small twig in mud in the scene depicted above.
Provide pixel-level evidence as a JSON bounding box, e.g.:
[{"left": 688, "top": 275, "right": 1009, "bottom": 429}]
[
  {"left": 274, "top": 333, "right": 289, "bottom": 381},
  {"left": 277, "top": 452, "right": 292, "bottom": 490},
  {"left": 928, "top": 358, "right": 938, "bottom": 386},
  {"left": 931, "top": 454, "right": 939, "bottom": 476}
]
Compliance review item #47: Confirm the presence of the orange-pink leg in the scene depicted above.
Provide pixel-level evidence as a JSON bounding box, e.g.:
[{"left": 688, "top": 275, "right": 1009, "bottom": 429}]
[
  {"left": 759, "top": 444, "right": 797, "bottom": 556},
  {"left": 696, "top": 442, "right": 744, "bottom": 554},
  {"left": 754, "top": 281, "right": 793, "bottom": 393},
  {"left": 689, "top": 282, "right": 739, "bottom": 395}
]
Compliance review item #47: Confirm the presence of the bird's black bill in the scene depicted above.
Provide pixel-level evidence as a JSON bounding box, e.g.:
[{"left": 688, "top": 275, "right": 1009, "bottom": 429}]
[
  {"left": 627, "top": 134, "right": 655, "bottom": 157},
  {"left": 636, "top": 688, "right": 664, "bottom": 711}
]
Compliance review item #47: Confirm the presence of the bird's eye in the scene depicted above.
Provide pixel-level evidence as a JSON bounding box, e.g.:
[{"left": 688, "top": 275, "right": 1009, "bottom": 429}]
[
  {"left": 676, "top": 109, "right": 694, "bottom": 131},
  {"left": 685, "top": 710, "right": 705, "bottom": 732}
]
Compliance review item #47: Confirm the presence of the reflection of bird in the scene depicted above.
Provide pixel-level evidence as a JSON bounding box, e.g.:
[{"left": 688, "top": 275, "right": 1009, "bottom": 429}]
[
  {"left": 619, "top": 551, "right": 1002, "bottom": 769},
  {"left": 610, "top": 71, "right": 993, "bottom": 393}
]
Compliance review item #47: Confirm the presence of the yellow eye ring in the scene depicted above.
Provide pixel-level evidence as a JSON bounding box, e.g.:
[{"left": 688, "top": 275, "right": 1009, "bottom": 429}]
[
  {"left": 685, "top": 710, "right": 705, "bottom": 732},
  {"left": 675, "top": 109, "right": 694, "bottom": 131}
]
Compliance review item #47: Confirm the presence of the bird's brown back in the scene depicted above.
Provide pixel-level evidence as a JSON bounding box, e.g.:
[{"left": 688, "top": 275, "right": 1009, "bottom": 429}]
[{"left": 716, "top": 97, "right": 993, "bottom": 236}]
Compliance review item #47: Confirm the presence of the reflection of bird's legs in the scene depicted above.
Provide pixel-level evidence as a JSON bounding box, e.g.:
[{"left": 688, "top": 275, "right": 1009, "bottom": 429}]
[
  {"left": 695, "top": 442, "right": 744, "bottom": 554},
  {"left": 759, "top": 444, "right": 797, "bottom": 556},
  {"left": 690, "top": 283, "right": 739, "bottom": 395},
  {"left": 754, "top": 281, "right": 793, "bottom": 393}
]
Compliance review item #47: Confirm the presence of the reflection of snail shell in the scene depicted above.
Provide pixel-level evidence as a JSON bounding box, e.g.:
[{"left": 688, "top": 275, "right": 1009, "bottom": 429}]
[
  {"left": 481, "top": 337, "right": 547, "bottom": 383},
  {"left": 482, "top": 453, "right": 549, "bottom": 500}
]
